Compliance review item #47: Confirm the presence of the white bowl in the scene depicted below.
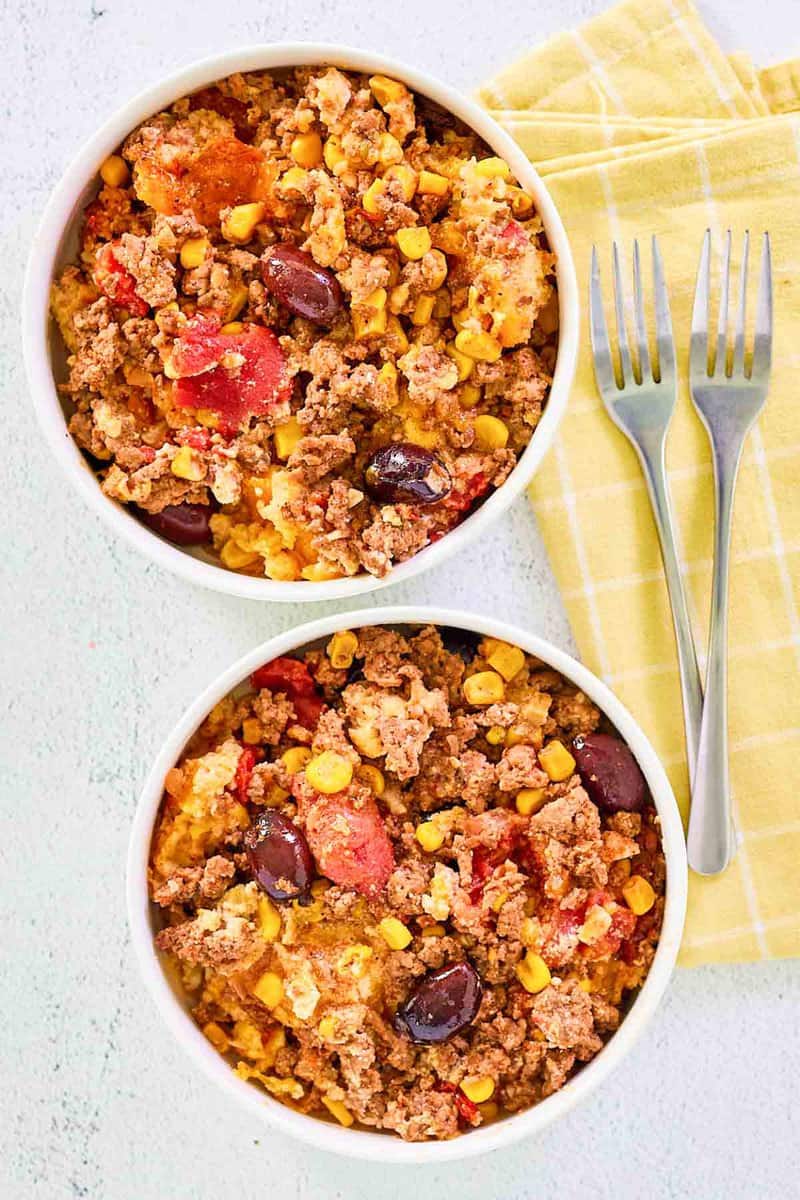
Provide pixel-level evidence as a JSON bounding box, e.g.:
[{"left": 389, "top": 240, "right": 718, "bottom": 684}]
[
  {"left": 127, "top": 606, "right": 687, "bottom": 1162},
  {"left": 23, "top": 45, "right": 578, "bottom": 603}
]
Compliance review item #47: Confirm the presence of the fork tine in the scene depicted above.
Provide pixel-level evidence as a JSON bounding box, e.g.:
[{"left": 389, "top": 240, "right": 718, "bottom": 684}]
[
  {"left": 715, "top": 230, "right": 732, "bottom": 375},
  {"left": 691, "top": 229, "right": 712, "bottom": 378},
  {"left": 589, "top": 246, "right": 617, "bottom": 394},
  {"left": 612, "top": 242, "right": 633, "bottom": 386},
  {"left": 732, "top": 230, "right": 750, "bottom": 377},
  {"left": 652, "top": 236, "right": 675, "bottom": 382},
  {"left": 632, "top": 240, "right": 652, "bottom": 381},
  {"left": 751, "top": 232, "right": 773, "bottom": 380}
]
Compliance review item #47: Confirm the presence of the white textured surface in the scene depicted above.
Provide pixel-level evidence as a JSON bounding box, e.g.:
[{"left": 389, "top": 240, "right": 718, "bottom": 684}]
[{"left": 3, "top": 1, "right": 799, "bottom": 1196}]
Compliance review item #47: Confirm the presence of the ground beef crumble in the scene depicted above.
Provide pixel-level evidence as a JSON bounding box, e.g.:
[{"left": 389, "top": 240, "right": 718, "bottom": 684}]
[
  {"left": 148, "top": 625, "right": 666, "bottom": 1141},
  {"left": 50, "top": 67, "right": 557, "bottom": 583}
]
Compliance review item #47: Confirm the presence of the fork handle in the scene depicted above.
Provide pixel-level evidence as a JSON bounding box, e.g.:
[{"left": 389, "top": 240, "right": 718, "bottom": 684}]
[
  {"left": 687, "top": 440, "right": 741, "bottom": 875},
  {"left": 637, "top": 435, "right": 704, "bottom": 785}
]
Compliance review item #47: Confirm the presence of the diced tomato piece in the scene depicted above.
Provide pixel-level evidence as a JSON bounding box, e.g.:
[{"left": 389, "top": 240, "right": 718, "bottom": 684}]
[
  {"left": 251, "top": 657, "right": 317, "bottom": 696},
  {"left": 136, "top": 136, "right": 272, "bottom": 225},
  {"left": 176, "top": 426, "right": 213, "bottom": 451},
  {"left": 303, "top": 790, "right": 394, "bottom": 898},
  {"left": 436, "top": 1081, "right": 480, "bottom": 1125},
  {"left": 188, "top": 88, "right": 254, "bottom": 141},
  {"left": 442, "top": 471, "right": 489, "bottom": 518},
  {"left": 291, "top": 694, "right": 326, "bottom": 729},
  {"left": 93, "top": 242, "right": 149, "bottom": 316},
  {"left": 235, "top": 746, "right": 257, "bottom": 804},
  {"left": 250, "top": 657, "right": 325, "bottom": 730},
  {"left": 500, "top": 219, "right": 529, "bottom": 248},
  {"left": 170, "top": 314, "right": 226, "bottom": 379},
  {"left": 174, "top": 323, "right": 290, "bottom": 426}
]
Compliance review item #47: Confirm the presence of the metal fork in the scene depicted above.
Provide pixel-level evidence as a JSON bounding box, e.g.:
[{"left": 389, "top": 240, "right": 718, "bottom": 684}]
[
  {"left": 590, "top": 238, "right": 704, "bottom": 791},
  {"left": 687, "top": 230, "right": 773, "bottom": 875}
]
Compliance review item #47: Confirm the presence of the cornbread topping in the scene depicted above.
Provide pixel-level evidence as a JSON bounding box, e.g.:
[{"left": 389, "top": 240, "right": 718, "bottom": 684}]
[
  {"left": 149, "top": 625, "right": 665, "bottom": 1140},
  {"left": 50, "top": 67, "right": 557, "bottom": 581}
]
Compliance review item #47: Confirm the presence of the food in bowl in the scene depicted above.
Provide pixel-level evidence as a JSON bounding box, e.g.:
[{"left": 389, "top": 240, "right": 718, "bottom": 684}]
[
  {"left": 50, "top": 66, "right": 557, "bottom": 582},
  {"left": 149, "top": 623, "right": 665, "bottom": 1140}
]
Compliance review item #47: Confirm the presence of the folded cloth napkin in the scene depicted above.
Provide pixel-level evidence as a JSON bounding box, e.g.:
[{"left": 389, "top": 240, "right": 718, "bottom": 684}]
[{"left": 478, "top": 0, "right": 800, "bottom": 966}]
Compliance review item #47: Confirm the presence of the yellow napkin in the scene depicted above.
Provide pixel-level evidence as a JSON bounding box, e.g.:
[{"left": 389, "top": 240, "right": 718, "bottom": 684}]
[{"left": 478, "top": 0, "right": 800, "bottom": 966}]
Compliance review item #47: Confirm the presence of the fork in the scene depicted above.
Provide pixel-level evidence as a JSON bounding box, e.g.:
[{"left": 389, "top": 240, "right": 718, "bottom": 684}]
[
  {"left": 590, "top": 238, "right": 704, "bottom": 792},
  {"left": 687, "top": 230, "right": 773, "bottom": 876}
]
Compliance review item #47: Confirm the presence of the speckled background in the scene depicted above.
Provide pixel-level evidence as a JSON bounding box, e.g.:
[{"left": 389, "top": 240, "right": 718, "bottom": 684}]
[{"left": 3, "top": 1, "right": 799, "bottom": 1196}]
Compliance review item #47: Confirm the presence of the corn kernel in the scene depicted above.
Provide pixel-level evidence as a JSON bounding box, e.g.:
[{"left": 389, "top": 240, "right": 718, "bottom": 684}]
[
  {"left": 306, "top": 750, "right": 353, "bottom": 795},
  {"left": 311, "top": 878, "right": 331, "bottom": 898},
  {"left": 459, "top": 383, "right": 482, "bottom": 409},
  {"left": 323, "top": 136, "right": 346, "bottom": 173},
  {"left": 318, "top": 1016, "right": 337, "bottom": 1041},
  {"left": 432, "top": 221, "right": 466, "bottom": 254},
  {"left": 422, "top": 923, "right": 446, "bottom": 938},
  {"left": 579, "top": 905, "right": 612, "bottom": 945},
  {"left": 396, "top": 226, "right": 432, "bottom": 260},
  {"left": 257, "top": 896, "right": 282, "bottom": 942},
  {"left": 274, "top": 416, "right": 304, "bottom": 460},
  {"left": 445, "top": 343, "right": 475, "bottom": 382},
  {"left": 242, "top": 718, "right": 262, "bottom": 745},
  {"left": 487, "top": 641, "right": 525, "bottom": 681},
  {"left": 412, "top": 295, "right": 435, "bottom": 326},
  {"left": 100, "top": 154, "right": 130, "bottom": 188},
  {"left": 473, "top": 414, "right": 509, "bottom": 451},
  {"left": 455, "top": 329, "right": 503, "bottom": 363},
  {"left": 225, "top": 283, "right": 250, "bottom": 322},
  {"left": 220, "top": 321, "right": 244, "bottom": 335},
  {"left": 417, "top": 169, "right": 449, "bottom": 196},
  {"left": 253, "top": 971, "right": 284, "bottom": 1008},
  {"left": 277, "top": 166, "right": 309, "bottom": 195},
  {"left": 369, "top": 74, "right": 405, "bottom": 107},
  {"left": 486, "top": 726, "right": 506, "bottom": 746},
  {"left": 378, "top": 916, "right": 413, "bottom": 950},
  {"left": 327, "top": 629, "right": 358, "bottom": 669},
  {"left": 386, "top": 314, "right": 409, "bottom": 354},
  {"left": 180, "top": 236, "right": 210, "bottom": 269},
  {"left": 281, "top": 746, "right": 312, "bottom": 774},
  {"left": 520, "top": 917, "right": 538, "bottom": 947},
  {"left": 538, "top": 740, "right": 577, "bottom": 782},
  {"left": 433, "top": 290, "right": 451, "bottom": 319},
  {"left": 479, "top": 1100, "right": 500, "bottom": 1121},
  {"left": 222, "top": 202, "right": 266, "bottom": 243},
  {"left": 322, "top": 1096, "right": 354, "bottom": 1127},
  {"left": 516, "top": 788, "right": 546, "bottom": 816},
  {"left": 622, "top": 874, "right": 656, "bottom": 916},
  {"left": 475, "top": 156, "right": 512, "bottom": 180},
  {"left": 290, "top": 131, "right": 323, "bottom": 168},
  {"left": 463, "top": 671, "right": 505, "bottom": 706},
  {"left": 352, "top": 307, "right": 388, "bottom": 340},
  {"left": 416, "top": 821, "right": 444, "bottom": 853},
  {"left": 220, "top": 540, "right": 261, "bottom": 570},
  {"left": 451, "top": 307, "right": 471, "bottom": 331},
  {"left": 461, "top": 1077, "right": 495, "bottom": 1104},
  {"left": 577, "top": 978, "right": 595, "bottom": 993},
  {"left": 362, "top": 178, "right": 387, "bottom": 214},
  {"left": 170, "top": 446, "right": 205, "bottom": 482},
  {"left": 202, "top": 1021, "right": 229, "bottom": 1053},
  {"left": 356, "top": 764, "right": 385, "bottom": 796},
  {"left": 377, "top": 131, "right": 403, "bottom": 165},
  {"left": 507, "top": 186, "right": 534, "bottom": 217},
  {"left": 516, "top": 951, "right": 551, "bottom": 994},
  {"left": 383, "top": 164, "right": 417, "bottom": 201}
]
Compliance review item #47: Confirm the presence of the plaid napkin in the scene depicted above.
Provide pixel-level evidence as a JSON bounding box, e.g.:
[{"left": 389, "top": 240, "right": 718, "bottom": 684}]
[{"left": 478, "top": 0, "right": 800, "bottom": 966}]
